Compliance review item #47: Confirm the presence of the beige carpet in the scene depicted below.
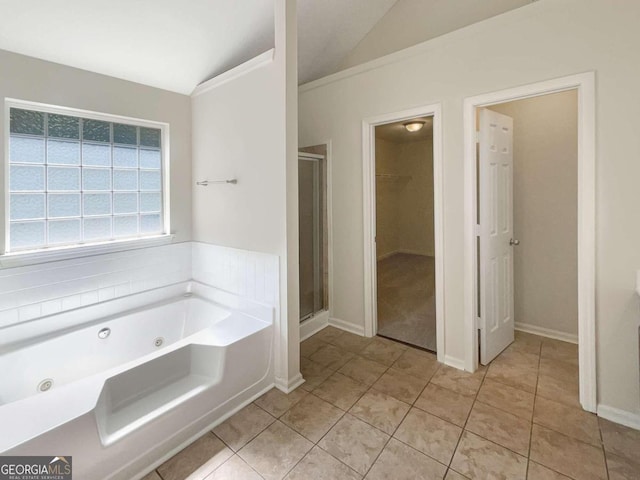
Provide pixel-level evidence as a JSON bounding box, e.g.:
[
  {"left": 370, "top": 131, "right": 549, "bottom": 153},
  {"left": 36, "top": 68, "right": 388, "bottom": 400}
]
[{"left": 376, "top": 253, "right": 436, "bottom": 351}]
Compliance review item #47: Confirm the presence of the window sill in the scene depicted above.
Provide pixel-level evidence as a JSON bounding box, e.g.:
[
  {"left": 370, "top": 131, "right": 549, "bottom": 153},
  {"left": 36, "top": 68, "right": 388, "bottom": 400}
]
[{"left": 0, "top": 234, "right": 175, "bottom": 269}]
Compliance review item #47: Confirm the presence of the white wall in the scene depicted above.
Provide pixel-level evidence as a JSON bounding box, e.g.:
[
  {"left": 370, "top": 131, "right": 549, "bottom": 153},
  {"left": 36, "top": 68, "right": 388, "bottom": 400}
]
[
  {"left": 191, "top": 56, "right": 286, "bottom": 254},
  {"left": 299, "top": 0, "right": 640, "bottom": 419},
  {"left": 191, "top": 0, "right": 300, "bottom": 390},
  {"left": 489, "top": 91, "right": 578, "bottom": 338},
  {"left": 0, "top": 49, "right": 192, "bottom": 247}
]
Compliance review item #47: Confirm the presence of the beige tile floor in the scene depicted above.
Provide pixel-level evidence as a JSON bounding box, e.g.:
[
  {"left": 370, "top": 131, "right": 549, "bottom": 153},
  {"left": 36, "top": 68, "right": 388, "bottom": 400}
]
[{"left": 145, "top": 328, "right": 640, "bottom": 480}]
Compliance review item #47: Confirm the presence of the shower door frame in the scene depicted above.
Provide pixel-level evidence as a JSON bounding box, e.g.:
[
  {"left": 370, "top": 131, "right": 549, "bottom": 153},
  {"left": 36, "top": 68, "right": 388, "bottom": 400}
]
[
  {"left": 362, "top": 103, "right": 445, "bottom": 362},
  {"left": 299, "top": 153, "right": 325, "bottom": 323}
]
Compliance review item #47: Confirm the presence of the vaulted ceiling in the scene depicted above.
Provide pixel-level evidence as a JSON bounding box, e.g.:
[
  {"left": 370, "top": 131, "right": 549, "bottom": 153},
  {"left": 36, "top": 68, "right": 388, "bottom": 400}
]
[
  {"left": 0, "top": 0, "right": 275, "bottom": 94},
  {"left": 0, "top": 0, "right": 532, "bottom": 94}
]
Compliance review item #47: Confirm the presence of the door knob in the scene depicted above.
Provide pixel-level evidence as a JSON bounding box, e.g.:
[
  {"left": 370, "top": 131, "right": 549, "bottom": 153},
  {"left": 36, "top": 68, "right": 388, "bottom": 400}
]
[{"left": 510, "top": 238, "right": 520, "bottom": 246}]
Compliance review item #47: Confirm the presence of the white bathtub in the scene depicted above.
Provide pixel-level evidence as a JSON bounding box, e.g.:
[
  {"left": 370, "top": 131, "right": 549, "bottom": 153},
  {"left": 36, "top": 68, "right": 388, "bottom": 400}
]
[{"left": 0, "top": 281, "right": 274, "bottom": 480}]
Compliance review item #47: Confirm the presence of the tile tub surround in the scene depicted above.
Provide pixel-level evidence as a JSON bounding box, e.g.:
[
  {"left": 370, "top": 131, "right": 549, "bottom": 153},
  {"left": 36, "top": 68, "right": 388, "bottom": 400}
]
[
  {"left": 191, "top": 241, "right": 279, "bottom": 307},
  {"left": 142, "top": 330, "right": 640, "bottom": 479},
  {"left": 0, "top": 242, "right": 192, "bottom": 329},
  {"left": 0, "top": 241, "right": 280, "bottom": 332}
]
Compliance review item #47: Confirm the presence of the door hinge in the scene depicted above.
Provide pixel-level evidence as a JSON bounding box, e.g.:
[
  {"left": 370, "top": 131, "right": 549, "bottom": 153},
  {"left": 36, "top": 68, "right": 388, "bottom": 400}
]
[
  {"left": 475, "top": 131, "right": 480, "bottom": 143},
  {"left": 477, "top": 316, "right": 484, "bottom": 330}
]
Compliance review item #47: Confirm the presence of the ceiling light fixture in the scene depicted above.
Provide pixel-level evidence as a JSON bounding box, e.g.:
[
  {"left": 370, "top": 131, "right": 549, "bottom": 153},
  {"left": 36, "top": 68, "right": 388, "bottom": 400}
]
[{"left": 403, "top": 121, "right": 425, "bottom": 132}]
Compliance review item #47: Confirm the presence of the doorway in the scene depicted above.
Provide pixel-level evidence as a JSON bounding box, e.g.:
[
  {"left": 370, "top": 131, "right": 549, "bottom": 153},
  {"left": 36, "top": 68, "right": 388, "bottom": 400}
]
[
  {"left": 374, "top": 117, "right": 436, "bottom": 351},
  {"left": 362, "top": 104, "right": 445, "bottom": 359},
  {"left": 463, "top": 73, "right": 596, "bottom": 411}
]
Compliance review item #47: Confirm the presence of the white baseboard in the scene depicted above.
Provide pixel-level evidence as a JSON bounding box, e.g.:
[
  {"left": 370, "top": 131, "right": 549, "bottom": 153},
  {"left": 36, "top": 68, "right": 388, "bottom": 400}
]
[
  {"left": 300, "top": 310, "right": 330, "bottom": 341},
  {"left": 444, "top": 355, "right": 466, "bottom": 371},
  {"left": 398, "top": 249, "right": 434, "bottom": 257},
  {"left": 275, "top": 373, "right": 305, "bottom": 393},
  {"left": 597, "top": 404, "right": 640, "bottom": 431},
  {"left": 515, "top": 322, "right": 578, "bottom": 344},
  {"left": 329, "top": 317, "right": 366, "bottom": 336},
  {"left": 376, "top": 250, "right": 434, "bottom": 261},
  {"left": 376, "top": 250, "right": 399, "bottom": 261}
]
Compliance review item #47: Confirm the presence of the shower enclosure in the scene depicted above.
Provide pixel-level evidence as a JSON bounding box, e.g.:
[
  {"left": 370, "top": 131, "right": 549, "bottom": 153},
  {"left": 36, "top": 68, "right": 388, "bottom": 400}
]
[{"left": 298, "top": 153, "right": 325, "bottom": 322}]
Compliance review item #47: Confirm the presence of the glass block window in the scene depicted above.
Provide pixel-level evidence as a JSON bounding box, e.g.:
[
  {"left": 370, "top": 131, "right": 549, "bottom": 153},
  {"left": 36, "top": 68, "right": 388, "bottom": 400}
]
[{"left": 8, "top": 106, "right": 164, "bottom": 252}]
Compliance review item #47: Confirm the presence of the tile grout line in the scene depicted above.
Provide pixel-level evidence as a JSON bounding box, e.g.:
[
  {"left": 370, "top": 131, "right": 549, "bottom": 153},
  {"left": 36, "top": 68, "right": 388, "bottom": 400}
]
[
  {"left": 311, "top": 333, "right": 542, "bottom": 478},
  {"left": 319, "top": 337, "right": 397, "bottom": 478},
  {"left": 525, "top": 338, "right": 543, "bottom": 478},
  {"left": 598, "top": 413, "right": 611, "bottom": 480},
  {"left": 286, "top": 331, "right": 396, "bottom": 478},
  {"left": 358, "top": 353, "right": 440, "bottom": 478},
  {"left": 211, "top": 406, "right": 276, "bottom": 480},
  {"left": 530, "top": 337, "right": 595, "bottom": 480},
  {"left": 307, "top": 333, "right": 447, "bottom": 478},
  {"left": 444, "top": 360, "right": 488, "bottom": 478}
]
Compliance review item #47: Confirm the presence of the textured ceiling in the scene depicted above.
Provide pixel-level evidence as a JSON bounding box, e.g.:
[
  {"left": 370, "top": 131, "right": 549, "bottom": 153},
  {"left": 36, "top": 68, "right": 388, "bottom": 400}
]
[
  {"left": 340, "top": 0, "right": 534, "bottom": 70},
  {"left": 297, "top": 0, "right": 398, "bottom": 85}
]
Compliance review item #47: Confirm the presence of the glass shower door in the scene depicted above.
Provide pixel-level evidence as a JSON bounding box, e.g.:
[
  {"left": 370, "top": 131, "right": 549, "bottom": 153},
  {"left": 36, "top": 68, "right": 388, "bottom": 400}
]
[{"left": 299, "top": 154, "right": 324, "bottom": 321}]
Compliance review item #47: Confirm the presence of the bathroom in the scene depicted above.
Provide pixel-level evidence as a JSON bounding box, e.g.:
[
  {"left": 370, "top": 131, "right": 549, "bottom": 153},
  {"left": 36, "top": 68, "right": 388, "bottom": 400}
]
[{"left": 2, "top": 1, "right": 640, "bottom": 480}]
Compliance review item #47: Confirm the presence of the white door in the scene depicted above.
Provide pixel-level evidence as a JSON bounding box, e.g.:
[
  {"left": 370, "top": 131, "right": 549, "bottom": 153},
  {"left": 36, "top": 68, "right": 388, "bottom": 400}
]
[{"left": 479, "top": 108, "right": 515, "bottom": 364}]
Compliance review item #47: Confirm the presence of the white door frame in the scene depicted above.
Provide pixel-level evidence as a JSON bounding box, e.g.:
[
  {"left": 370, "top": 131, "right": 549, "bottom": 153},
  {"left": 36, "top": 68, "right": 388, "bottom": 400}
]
[
  {"left": 362, "top": 103, "right": 445, "bottom": 362},
  {"left": 463, "top": 72, "right": 597, "bottom": 412}
]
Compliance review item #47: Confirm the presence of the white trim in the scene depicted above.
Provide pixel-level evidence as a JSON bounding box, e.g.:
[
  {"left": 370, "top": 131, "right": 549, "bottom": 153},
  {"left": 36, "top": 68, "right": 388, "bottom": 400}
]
[
  {"left": 362, "top": 103, "right": 445, "bottom": 361},
  {"left": 597, "top": 404, "right": 640, "bottom": 431},
  {"left": 4, "top": 98, "right": 172, "bottom": 129},
  {"left": 463, "top": 72, "right": 597, "bottom": 412},
  {"left": 376, "top": 250, "right": 399, "bottom": 261},
  {"left": 0, "top": 234, "right": 174, "bottom": 268},
  {"left": 515, "top": 322, "right": 578, "bottom": 344},
  {"left": 444, "top": 355, "right": 466, "bottom": 370},
  {"left": 377, "top": 250, "right": 433, "bottom": 261},
  {"left": 329, "top": 317, "right": 365, "bottom": 336},
  {"left": 300, "top": 310, "right": 330, "bottom": 341},
  {"left": 326, "top": 141, "right": 334, "bottom": 321},
  {"left": 298, "top": 152, "right": 324, "bottom": 160},
  {"left": 275, "top": 373, "right": 305, "bottom": 393},
  {"left": 191, "top": 49, "right": 275, "bottom": 97}
]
